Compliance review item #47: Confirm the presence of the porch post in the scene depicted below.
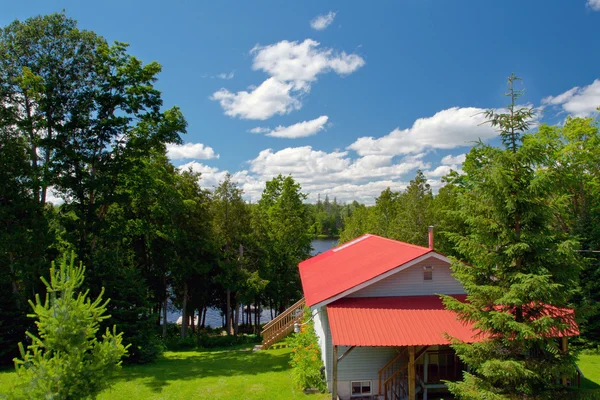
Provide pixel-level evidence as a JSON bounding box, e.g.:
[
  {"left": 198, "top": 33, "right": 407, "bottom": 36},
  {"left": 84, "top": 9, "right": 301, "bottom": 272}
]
[
  {"left": 332, "top": 345, "right": 338, "bottom": 400},
  {"left": 561, "top": 337, "right": 569, "bottom": 386},
  {"left": 408, "top": 346, "right": 416, "bottom": 400}
]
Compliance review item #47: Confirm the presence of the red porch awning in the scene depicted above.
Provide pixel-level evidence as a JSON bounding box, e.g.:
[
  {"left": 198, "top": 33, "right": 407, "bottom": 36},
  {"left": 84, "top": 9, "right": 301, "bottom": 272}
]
[
  {"left": 328, "top": 295, "right": 477, "bottom": 347},
  {"left": 327, "top": 295, "right": 578, "bottom": 347}
]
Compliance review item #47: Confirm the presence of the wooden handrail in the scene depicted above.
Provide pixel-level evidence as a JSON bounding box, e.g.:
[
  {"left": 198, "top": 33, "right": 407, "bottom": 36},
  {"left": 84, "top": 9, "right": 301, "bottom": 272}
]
[
  {"left": 262, "top": 297, "right": 305, "bottom": 331},
  {"left": 378, "top": 348, "right": 406, "bottom": 376},
  {"left": 384, "top": 363, "right": 408, "bottom": 387},
  {"left": 261, "top": 297, "right": 305, "bottom": 349},
  {"left": 378, "top": 348, "right": 407, "bottom": 395}
]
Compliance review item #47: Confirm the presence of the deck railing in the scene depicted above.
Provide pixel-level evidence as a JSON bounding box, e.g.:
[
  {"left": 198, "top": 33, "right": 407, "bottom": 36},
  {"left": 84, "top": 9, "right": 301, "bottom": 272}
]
[
  {"left": 378, "top": 348, "right": 408, "bottom": 396},
  {"left": 261, "top": 297, "right": 305, "bottom": 349}
]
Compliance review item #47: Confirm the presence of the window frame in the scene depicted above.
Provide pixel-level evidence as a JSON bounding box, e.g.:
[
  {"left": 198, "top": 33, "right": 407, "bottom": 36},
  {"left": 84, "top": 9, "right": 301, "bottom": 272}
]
[
  {"left": 423, "top": 265, "right": 434, "bottom": 281},
  {"left": 350, "top": 380, "right": 372, "bottom": 397}
]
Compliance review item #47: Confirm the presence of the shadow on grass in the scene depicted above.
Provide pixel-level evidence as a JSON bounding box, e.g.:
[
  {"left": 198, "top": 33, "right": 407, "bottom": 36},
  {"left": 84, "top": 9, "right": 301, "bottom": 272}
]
[
  {"left": 114, "top": 347, "right": 293, "bottom": 393},
  {"left": 580, "top": 376, "right": 600, "bottom": 391}
]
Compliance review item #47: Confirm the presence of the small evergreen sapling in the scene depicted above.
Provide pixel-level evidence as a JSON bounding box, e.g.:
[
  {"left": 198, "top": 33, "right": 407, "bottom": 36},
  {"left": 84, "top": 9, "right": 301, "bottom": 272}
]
[{"left": 12, "top": 254, "right": 128, "bottom": 399}]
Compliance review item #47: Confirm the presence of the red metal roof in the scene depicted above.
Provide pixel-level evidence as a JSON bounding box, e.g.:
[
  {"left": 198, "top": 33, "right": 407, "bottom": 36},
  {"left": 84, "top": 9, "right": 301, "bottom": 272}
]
[
  {"left": 327, "top": 295, "right": 579, "bottom": 347},
  {"left": 327, "top": 295, "right": 478, "bottom": 347},
  {"left": 299, "top": 234, "right": 432, "bottom": 307}
]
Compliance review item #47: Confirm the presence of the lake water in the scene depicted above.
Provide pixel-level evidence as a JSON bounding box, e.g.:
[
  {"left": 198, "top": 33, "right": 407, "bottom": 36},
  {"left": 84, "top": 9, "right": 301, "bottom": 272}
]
[{"left": 168, "top": 238, "right": 339, "bottom": 326}]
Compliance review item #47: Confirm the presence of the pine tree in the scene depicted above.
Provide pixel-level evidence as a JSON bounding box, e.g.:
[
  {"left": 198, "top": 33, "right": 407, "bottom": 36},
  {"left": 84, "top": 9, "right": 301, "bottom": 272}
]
[
  {"left": 12, "top": 254, "right": 128, "bottom": 399},
  {"left": 442, "top": 74, "right": 580, "bottom": 399}
]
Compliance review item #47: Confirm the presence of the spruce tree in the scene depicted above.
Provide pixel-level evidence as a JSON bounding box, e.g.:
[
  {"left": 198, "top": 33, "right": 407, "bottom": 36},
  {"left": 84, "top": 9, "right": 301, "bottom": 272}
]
[
  {"left": 12, "top": 254, "right": 128, "bottom": 399},
  {"left": 442, "top": 74, "right": 580, "bottom": 399}
]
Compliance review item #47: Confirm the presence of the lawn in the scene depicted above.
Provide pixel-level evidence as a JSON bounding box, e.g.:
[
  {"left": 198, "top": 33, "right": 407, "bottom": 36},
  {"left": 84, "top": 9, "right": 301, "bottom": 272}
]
[
  {"left": 1, "top": 350, "right": 599, "bottom": 399},
  {"left": 0, "top": 346, "right": 328, "bottom": 400},
  {"left": 579, "top": 353, "right": 600, "bottom": 391}
]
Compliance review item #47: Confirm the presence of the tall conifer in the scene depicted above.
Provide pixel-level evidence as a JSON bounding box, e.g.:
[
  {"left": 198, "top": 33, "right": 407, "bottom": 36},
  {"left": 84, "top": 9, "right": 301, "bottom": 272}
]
[{"left": 442, "top": 74, "right": 580, "bottom": 399}]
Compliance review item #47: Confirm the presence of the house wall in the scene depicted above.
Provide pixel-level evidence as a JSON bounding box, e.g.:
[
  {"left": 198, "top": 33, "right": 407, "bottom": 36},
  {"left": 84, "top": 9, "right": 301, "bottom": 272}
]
[
  {"left": 313, "top": 255, "right": 465, "bottom": 399},
  {"left": 335, "top": 346, "right": 402, "bottom": 399},
  {"left": 348, "top": 257, "right": 465, "bottom": 298}
]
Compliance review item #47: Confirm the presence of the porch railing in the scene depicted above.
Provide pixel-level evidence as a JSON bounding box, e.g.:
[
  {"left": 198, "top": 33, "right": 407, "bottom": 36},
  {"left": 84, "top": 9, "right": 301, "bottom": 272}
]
[
  {"left": 378, "top": 348, "right": 408, "bottom": 395},
  {"left": 261, "top": 297, "right": 305, "bottom": 349}
]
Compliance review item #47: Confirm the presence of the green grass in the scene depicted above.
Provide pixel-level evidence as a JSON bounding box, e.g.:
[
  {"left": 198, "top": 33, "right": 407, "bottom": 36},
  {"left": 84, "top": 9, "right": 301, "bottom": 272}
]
[
  {"left": 0, "top": 346, "right": 328, "bottom": 400},
  {"left": 2, "top": 351, "right": 599, "bottom": 399},
  {"left": 579, "top": 353, "right": 600, "bottom": 391}
]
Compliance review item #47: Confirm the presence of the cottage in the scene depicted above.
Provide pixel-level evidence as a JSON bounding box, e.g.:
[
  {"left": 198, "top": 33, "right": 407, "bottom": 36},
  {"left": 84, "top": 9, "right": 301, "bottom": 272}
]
[{"left": 292, "top": 229, "right": 578, "bottom": 400}]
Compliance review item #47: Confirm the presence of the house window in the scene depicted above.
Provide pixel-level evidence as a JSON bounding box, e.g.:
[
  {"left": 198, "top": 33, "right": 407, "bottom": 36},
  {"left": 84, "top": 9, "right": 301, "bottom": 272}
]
[
  {"left": 351, "top": 380, "right": 372, "bottom": 396},
  {"left": 424, "top": 265, "right": 433, "bottom": 281}
]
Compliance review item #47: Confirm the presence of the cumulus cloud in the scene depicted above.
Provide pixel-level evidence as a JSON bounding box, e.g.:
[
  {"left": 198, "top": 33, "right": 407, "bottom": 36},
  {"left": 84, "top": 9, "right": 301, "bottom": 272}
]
[
  {"left": 587, "top": 0, "right": 600, "bottom": 10},
  {"left": 249, "top": 127, "right": 270, "bottom": 134},
  {"left": 246, "top": 146, "right": 426, "bottom": 202},
  {"left": 211, "top": 78, "right": 301, "bottom": 120},
  {"left": 217, "top": 71, "right": 235, "bottom": 80},
  {"left": 251, "top": 39, "right": 365, "bottom": 89},
  {"left": 347, "top": 107, "right": 497, "bottom": 157},
  {"left": 178, "top": 161, "right": 230, "bottom": 189},
  {"left": 542, "top": 80, "right": 600, "bottom": 117},
  {"left": 441, "top": 153, "right": 466, "bottom": 165},
  {"left": 310, "top": 11, "right": 337, "bottom": 30},
  {"left": 166, "top": 142, "right": 219, "bottom": 160},
  {"left": 252, "top": 115, "right": 329, "bottom": 138},
  {"left": 212, "top": 40, "right": 364, "bottom": 120}
]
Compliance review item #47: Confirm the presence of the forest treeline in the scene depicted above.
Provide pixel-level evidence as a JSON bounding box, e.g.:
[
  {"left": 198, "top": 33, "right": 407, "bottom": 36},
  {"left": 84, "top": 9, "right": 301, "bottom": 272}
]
[{"left": 0, "top": 13, "right": 318, "bottom": 365}]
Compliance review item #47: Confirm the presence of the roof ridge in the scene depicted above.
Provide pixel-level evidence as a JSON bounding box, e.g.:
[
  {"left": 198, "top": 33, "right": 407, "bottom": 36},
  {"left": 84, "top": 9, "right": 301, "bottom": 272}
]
[{"left": 367, "top": 234, "right": 431, "bottom": 251}]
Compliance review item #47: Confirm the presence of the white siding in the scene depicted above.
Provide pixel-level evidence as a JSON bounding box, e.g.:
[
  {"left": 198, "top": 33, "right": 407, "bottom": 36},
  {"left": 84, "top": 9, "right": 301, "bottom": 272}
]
[
  {"left": 336, "top": 346, "right": 402, "bottom": 399},
  {"left": 311, "top": 305, "right": 329, "bottom": 379},
  {"left": 348, "top": 258, "right": 465, "bottom": 298}
]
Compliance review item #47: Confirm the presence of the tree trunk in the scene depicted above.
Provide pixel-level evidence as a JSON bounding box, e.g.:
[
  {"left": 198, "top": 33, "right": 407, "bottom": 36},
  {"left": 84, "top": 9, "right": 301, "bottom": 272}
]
[
  {"left": 181, "top": 281, "right": 188, "bottom": 338},
  {"left": 190, "top": 309, "right": 195, "bottom": 333},
  {"left": 201, "top": 307, "right": 207, "bottom": 329},
  {"left": 234, "top": 302, "right": 240, "bottom": 336},
  {"left": 226, "top": 288, "right": 231, "bottom": 335},
  {"left": 162, "top": 293, "right": 168, "bottom": 340}
]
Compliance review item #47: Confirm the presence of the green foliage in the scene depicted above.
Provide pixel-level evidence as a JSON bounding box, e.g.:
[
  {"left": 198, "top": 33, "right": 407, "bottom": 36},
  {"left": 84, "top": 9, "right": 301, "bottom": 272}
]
[
  {"left": 442, "top": 75, "right": 581, "bottom": 399},
  {"left": 257, "top": 175, "right": 312, "bottom": 312},
  {"left": 11, "top": 253, "right": 128, "bottom": 399},
  {"left": 288, "top": 308, "right": 326, "bottom": 392}
]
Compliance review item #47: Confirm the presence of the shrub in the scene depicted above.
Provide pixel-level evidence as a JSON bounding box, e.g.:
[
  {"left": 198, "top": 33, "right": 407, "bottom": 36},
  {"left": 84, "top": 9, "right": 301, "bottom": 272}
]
[
  {"left": 11, "top": 254, "right": 128, "bottom": 399},
  {"left": 288, "top": 307, "right": 326, "bottom": 393}
]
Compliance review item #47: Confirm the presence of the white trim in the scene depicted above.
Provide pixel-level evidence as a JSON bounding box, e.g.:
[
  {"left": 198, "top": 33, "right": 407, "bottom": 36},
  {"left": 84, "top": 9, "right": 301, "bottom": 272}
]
[
  {"left": 350, "top": 380, "right": 372, "bottom": 397},
  {"left": 333, "top": 234, "right": 371, "bottom": 253},
  {"left": 312, "top": 252, "right": 450, "bottom": 309}
]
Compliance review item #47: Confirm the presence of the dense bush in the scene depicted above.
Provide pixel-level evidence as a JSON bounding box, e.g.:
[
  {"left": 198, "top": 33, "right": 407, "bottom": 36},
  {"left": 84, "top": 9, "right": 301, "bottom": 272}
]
[
  {"left": 288, "top": 308, "right": 326, "bottom": 392},
  {"left": 161, "top": 323, "right": 260, "bottom": 350}
]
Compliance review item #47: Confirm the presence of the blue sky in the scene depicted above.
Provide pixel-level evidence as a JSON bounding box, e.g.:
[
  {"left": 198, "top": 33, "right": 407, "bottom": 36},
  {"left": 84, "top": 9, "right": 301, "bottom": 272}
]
[{"left": 2, "top": 0, "right": 600, "bottom": 203}]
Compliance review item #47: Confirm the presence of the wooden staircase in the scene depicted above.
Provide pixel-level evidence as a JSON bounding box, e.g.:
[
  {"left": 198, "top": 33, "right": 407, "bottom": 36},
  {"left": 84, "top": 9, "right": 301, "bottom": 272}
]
[
  {"left": 260, "top": 298, "right": 305, "bottom": 349},
  {"left": 379, "top": 349, "right": 409, "bottom": 400},
  {"left": 378, "top": 348, "right": 428, "bottom": 400}
]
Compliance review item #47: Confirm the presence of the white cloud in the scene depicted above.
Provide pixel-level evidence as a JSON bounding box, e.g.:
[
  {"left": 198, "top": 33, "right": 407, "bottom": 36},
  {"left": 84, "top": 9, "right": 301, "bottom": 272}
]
[
  {"left": 166, "top": 142, "right": 219, "bottom": 160},
  {"left": 245, "top": 146, "right": 426, "bottom": 203},
  {"left": 178, "top": 161, "right": 229, "bottom": 189},
  {"left": 217, "top": 71, "right": 235, "bottom": 80},
  {"left": 347, "top": 107, "right": 497, "bottom": 157},
  {"left": 542, "top": 80, "right": 600, "bottom": 117},
  {"left": 211, "top": 77, "right": 301, "bottom": 120},
  {"left": 212, "top": 40, "right": 364, "bottom": 120},
  {"left": 252, "top": 115, "right": 329, "bottom": 138},
  {"left": 310, "top": 11, "right": 337, "bottom": 31},
  {"left": 587, "top": 0, "right": 600, "bottom": 11},
  {"left": 251, "top": 39, "right": 365, "bottom": 89},
  {"left": 426, "top": 165, "right": 457, "bottom": 178},
  {"left": 249, "top": 127, "right": 270, "bottom": 134},
  {"left": 441, "top": 153, "right": 466, "bottom": 165}
]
